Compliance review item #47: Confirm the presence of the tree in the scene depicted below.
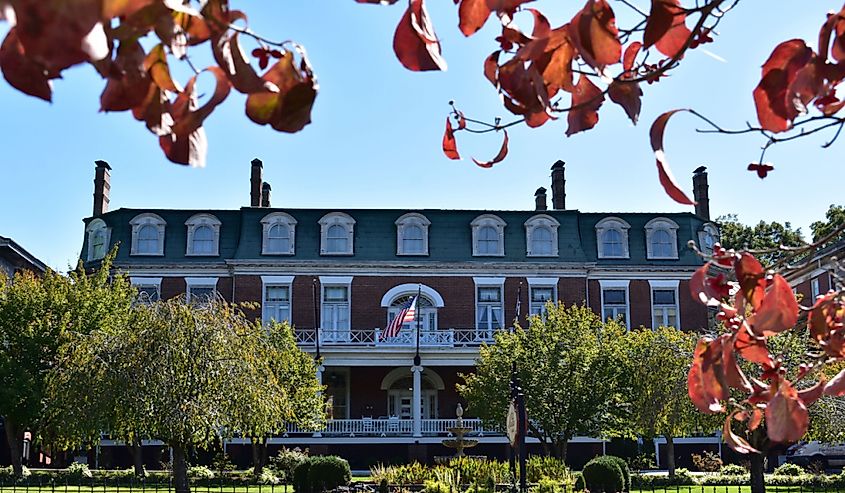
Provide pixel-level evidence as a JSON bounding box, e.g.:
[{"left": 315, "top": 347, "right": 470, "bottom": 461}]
[
  {"left": 716, "top": 214, "right": 806, "bottom": 267},
  {"left": 810, "top": 204, "right": 845, "bottom": 243},
  {"left": 457, "top": 303, "right": 628, "bottom": 462},
  {"left": 46, "top": 297, "right": 323, "bottom": 493},
  {"left": 624, "top": 326, "right": 718, "bottom": 477},
  {"left": 0, "top": 251, "right": 134, "bottom": 477}
]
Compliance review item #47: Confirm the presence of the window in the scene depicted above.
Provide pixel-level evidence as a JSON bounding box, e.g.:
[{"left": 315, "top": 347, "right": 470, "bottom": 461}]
[
  {"left": 524, "top": 214, "right": 560, "bottom": 257},
  {"left": 319, "top": 212, "right": 355, "bottom": 255},
  {"left": 185, "top": 213, "right": 221, "bottom": 256},
  {"left": 130, "top": 213, "right": 166, "bottom": 256},
  {"left": 527, "top": 277, "right": 558, "bottom": 317},
  {"left": 811, "top": 278, "right": 821, "bottom": 300},
  {"left": 645, "top": 217, "right": 679, "bottom": 259},
  {"left": 471, "top": 214, "right": 506, "bottom": 256},
  {"left": 395, "top": 213, "right": 431, "bottom": 255},
  {"left": 698, "top": 222, "right": 720, "bottom": 255},
  {"left": 474, "top": 277, "right": 505, "bottom": 337},
  {"left": 86, "top": 218, "right": 110, "bottom": 261},
  {"left": 264, "top": 286, "right": 291, "bottom": 323},
  {"left": 320, "top": 276, "right": 352, "bottom": 337},
  {"left": 324, "top": 368, "right": 350, "bottom": 419},
  {"left": 650, "top": 280, "right": 680, "bottom": 328},
  {"left": 261, "top": 212, "right": 297, "bottom": 255},
  {"left": 387, "top": 295, "right": 436, "bottom": 333},
  {"left": 595, "top": 217, "right": 630, "bottom": 259},
  {"left": 130, "top": 277, "right": 161, "bottom": 304},
  {"left": 600, "top": 280, "right": 629, "bottom": 329},
  {"left": 186, "top": 277, "right": 218, "bottom": 305}
]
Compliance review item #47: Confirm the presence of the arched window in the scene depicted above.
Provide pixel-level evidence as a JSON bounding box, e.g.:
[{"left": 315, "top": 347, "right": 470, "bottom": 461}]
[
  {"left": 477, "top": 226, "right": 498, "bottom": 254},
  {"left": 524, "top": 214, "right": 559, "bottom": 257},
  {"left": 319, "top": 212, "right": 355, "bottom": 255},
  {"left": 645, "top": 217, "right": 679, "bottom": 259},
  {"left": 602, "top": 229, "right": 624, "bottom": 257},
  {"left": 471, "top": 214, "right": 506, "bottom": 257},
  {"left": 531, "top": 227, "right": 553, "bottom": 255},
  {"left": 91, "top": 229, "right": 106, "bottom": 259},
  {"left": 402, "top": 225, "right": 424, "bottom": 253},
  {"left": 386, "top": 295, "right": 437, "bottom": 334},
  {"left": 129, "top": 213, "right": 166, "bottom": 256},
  {"left": 192, "top": 225, "right": 214, "bottom": 254},
  {"left": 86, "top": 218, "right": 110, "bottom": 262},
  {"left": 185, "top": 213, "right": 221, "bottom": 256},
  {"left": 698, "top": 222, "right": 719, "bottom": 255},
  {"left": 327, "top": 224, "right": 348, "bottom": 252},
  {"left": 395, "top": 213, "right": 431, "bottom": 255},
  {"left": 595, "top": 217, "right": 630, "bottom": 259},
  {"left": 261, "top": 212, "right": 297, "bottom": 255}
]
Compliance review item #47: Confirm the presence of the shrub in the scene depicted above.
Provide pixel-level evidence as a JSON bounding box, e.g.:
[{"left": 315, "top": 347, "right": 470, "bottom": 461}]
[
  {"left": 719, "top": 463, "right": 747, "bottom": 475},
  {"left": 447, "top": 457, "right": 510, "bottom": 485},
  {"left": 187, "top": 466, "right": 215, "bottom": 480},
  {"left": 293, "top": 460, "right": 311, "bottom": 493},
  {"left": 270, "top": 447, "right": 309, "bottom": 482},
  {"left": 582, "top": 456, "right": 625, "bottom": 493},
  {"left": 603, "top": 456, "right": 630, "bottom": 491},
  {"left": 573, "top": 472, "right": 585, "bottom": 492},
  {"left": 527, "top": 456, "right": 571, "bottom": 483},
  {"left": 307, "top": 456, "right": 351, "bottom": 492},
  {"left": 626, "top": 453, "right": 656, "bottom": 471},
  {"left": 630, "top": 468, "right": 695, "bottom": 488},
  {"left": 699, "top": 474, "right": 748, "bottom": 486},
  {"left": 535, "top": 477, "right": 563, "bottom": 493},
  {"left": 372, "top": 461, "right": 435, "bottom": 485},
  {"left": 424, "top": 480, "right": 451, "bottom": 493},
  {"left": 773, "top": 462, "right": 805, "bottom": 476},
  {"left": 0, "top": 465, "right": 31, "bottom": 480},
  {"left": 66, "top": 462, "right": 93, "bottom": 479},
  {"left": 691, "top": 451, "right": 723, "bottom": 472}
]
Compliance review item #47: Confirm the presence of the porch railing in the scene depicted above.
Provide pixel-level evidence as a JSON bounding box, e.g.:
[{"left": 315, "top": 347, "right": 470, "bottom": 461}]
[
  {"left": 284, "top": 418, "right": 493, "bottom": 437},
  {"left": 293, "top": 328, "right": 505, "bottom": 347}
]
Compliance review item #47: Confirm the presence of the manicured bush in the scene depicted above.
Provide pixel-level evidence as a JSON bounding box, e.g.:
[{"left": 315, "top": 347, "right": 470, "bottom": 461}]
[
  {"left": 66, "top": 462, "right": 93, "bottom": 479},
  {"left": 270, "top": 447, "right": 309, "bottom": 482},
  {"left": 293, "top": 460, "right": 311, "bottom": 493},
  {"left": 699, "top": 474, "right": 748, "bottom": 486},
  {"left": 719, "top": 463, "right": 747, "bottom": 475},
  {"left": 603, "top": 456, "right": 630, "bottom": 491},
  {"left": 306, "top": 456, "right": 351, "bottom": 492},
  {"left": 630, "top": 468, "right": 695, "bottom": 488},
  {"left": 582, "top": 456, "right": 625, "bottom": 493},
  {"left": 773, "top": 462, "right": 805, "bottom": 476}
]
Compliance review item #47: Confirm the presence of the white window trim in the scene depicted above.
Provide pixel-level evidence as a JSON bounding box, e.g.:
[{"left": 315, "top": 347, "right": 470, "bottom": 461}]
[
  {"left": 527, "top": 277, "right": 559, "bottom": 315},
  {"left": 129, "top": 213, "right": 166, "bottom": 256},
  {"left": 649, "top": 279, "right": 680, "bottom": 329},
  {"left": 262, "top": 275, "right": 294, "bottom": 325},
  {"left": 86, "top": 218, "right": 111, "bottom": 261},
  {"left": 261, "top": 212, "right": 297, "bottom": 256},
  {"left": 319, "top": 276, "right": 353, "bottom": 332},
  {"left": 319, "top": 212, "right": 355, "bottom": 256},
  {"left": 471, "top": 214, "right": 507, "bottom": 257},
  {"left": 698, "top": 222, "right": 720, "bottom": 255},
  {"left": 185, "top": 277, "right": 219, "bottom": 302},
  {"left": 645, "top": 217, "right": 680, "bottom": 260},
  {"left": 473, "top": 277, "right": 506, "bottom": 332},
  {"left": 380, "top": 283, "right": 445, "bottom": 307},
  {"left": 185, "top": 213, "right": 222, "bottom": 256},
  {"left": 395, "top": 212, "right": 431, "bottom": 256},
  {"left": 599, "top": 279, "right": 630, "bottom": 330},
  {"left": 595, "top": 217, "right": 631, "bottom": 259},
  {"left": 130, "top": 277, "right": 162, "bottom": 302},
  {"left": 524, "top": 214, "right": 560, "bottom": 257}
]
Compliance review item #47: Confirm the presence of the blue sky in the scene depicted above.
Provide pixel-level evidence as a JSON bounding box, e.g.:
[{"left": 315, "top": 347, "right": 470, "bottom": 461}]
[{"left": 1, "top": 1, "right": 842, "bottom": 270}]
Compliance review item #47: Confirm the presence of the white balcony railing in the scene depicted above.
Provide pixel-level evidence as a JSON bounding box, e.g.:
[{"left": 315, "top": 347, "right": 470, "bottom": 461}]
[
  {"left": 284, "top": 418, "right": 494, "bottom": 437},
  {"left": 294, "top": 328, "right": 504, "bottom": 347}
]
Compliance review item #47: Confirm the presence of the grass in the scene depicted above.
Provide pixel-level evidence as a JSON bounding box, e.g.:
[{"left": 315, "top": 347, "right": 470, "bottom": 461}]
[{"left": 3, "top": 486, "right": 845, "bottom": 493}]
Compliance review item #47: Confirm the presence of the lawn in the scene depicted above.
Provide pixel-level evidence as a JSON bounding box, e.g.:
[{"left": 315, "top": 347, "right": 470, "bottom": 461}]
[{"left": 2, "top": 486, "right": 845, "bottom": 493}]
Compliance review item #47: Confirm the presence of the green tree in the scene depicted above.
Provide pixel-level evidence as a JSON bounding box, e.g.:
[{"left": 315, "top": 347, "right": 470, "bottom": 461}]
[
  {"left": 457, "top": 303, "right": 628, "bottom": 461},
  {"left": 810, "top": 204, "right": 845, "bottom": 243},
  {"left": 0, "top": 251, "right": 134, "bottom": 477},
  {"left": 624, "top": 326, "right": 717, "bottom": 477},
  {"left": 47, "top": 297, "right": 323, "bottom": 493},
  {"left": 716, "top": 214, "right": 806, "bottom": 267}
]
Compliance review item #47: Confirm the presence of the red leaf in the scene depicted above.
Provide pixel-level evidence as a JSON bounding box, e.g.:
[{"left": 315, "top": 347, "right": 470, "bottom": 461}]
[
  {"left": 722, "top": 338, "right": 752, "bottom": 392},
  {"left": 766, "top": 379, "right": 809, "bottom": 443},
  {"left": 485, "top": 0, "right": 535, "bottom": 12},
  {"left": 748, "top": 275, "right": 799, "bottom": 336},
  {"left": 825, "top": 368, "right": 845, "bottom": 397},
  {"left": 734, "top": 253, "right": 766, "bottom": 312},
  {"left": 158, "top": 78, "right": 207, "bottom": 167},
  {"left": 170, "top": 66, "right": 231, "bottom": 138},
  {"left": 356, "top": 0, "right": 400, "bottom": 3},
  {"left": 734, "top": 325, "right": 773, "bottom": 367},
  {"left": 607, "top": 79, "right": 642, "bottom": 124},
  {"left": 526, "top": 8, "right": 551, "bottom": 39},
  {"left": 442, "top": 117, "right": 461, "bottom": 160},
  {"left": 498, "top": 58, "right": 552, "bottom": 127},
  {"left": 724, "top": 413, "right": 760, "bottom": 454},
  {"left": 483, "top": 50, "right": 501, "bottom": 88},
  {"left": 690, "top": 262, "right": 731, "bottom": 306},
  {"left": 749, "top": 408, "right": 764, "bottom": 431},
  {"left": 245, "top": 50, "right": 318, "bottom": 133},
  {"left": 472, "top": 130, "right": 509, "bottom": 168},
  {"left": 458, "top": 0, "right": 491, "bottom": 37},
  {"left": 567, "top": 0, "right": 621, "bottom": 70},
  {"left": 144, "top": 44, "right": 180, "bottom": 92},
  {"left": 212, "top": 32, "right": 275, "bottom": 94},
  {"left": 753, "top": 39, "right": 814, "bottom": 133},
  {"left": 747, "top": 162, "right": 774, "bottom": 179},
  {"left": 688, "top": 337, "right": 728, "bottom": 413},
  {"left": 100, "top": 41, "right": 151, "bottom": 112},
  {"left": 649, "top": 109, "right": 696, "bottom": 205},
  {"left": 102, "top": 0, "right": 156, "bottom": 19},
  {"left": 393, "top": 0, "right": 447, "bottom": 72},
  {"left": 566, "top": 74, "right": 604, "bottom": 135},
  {"left": 623, "top": 41, "right": 642, "bottom": 73},
  {"left": 643, "top": 0, "right": 691, "bottom": 59},
  {"left": 0, "top": 28, "right": 52, "bottom": 101},
  {"left": 798, "top": 376, "right": 827, "bottom": 406}
]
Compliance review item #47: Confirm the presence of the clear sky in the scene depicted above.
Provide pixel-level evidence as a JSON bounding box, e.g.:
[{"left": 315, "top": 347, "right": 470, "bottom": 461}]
[{"left": 1, "top": 1, "right": 842, "bottom": 270}]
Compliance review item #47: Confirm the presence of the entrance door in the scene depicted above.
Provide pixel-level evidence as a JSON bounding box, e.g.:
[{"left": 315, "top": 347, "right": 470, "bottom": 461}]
[{"left": 388, "top": 390, "right": 437, "bottom": 418}]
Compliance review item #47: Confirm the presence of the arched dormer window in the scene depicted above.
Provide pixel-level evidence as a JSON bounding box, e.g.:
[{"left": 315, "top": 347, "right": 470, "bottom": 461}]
[
  {"left": 86, "top": 218, "right": 110, "bottom": 261},
  {"left": 261, "top": 212, "right": 297, "bottom": 255},
  {"left": 395, "top": 213, "right": 431, "bottom": 256},
  {"left": 185, "top": 213, "right": 221, "bottom": 256},
  {"left": 524, "top": 214, "right": 560, "bottom": 257},
  {"left": 319, "top": 212, "right": 355, "bottom": 255},
  {"left": 698, "top": 222, "right": 720, "bottom": 255},
  {"left": 645, "top": 217, "right": 680, "bottom": 259},
  {"left": 471, "top": 214, "right": 506, "bottom": 256},
  {"left": 129, "top": 213, "right": 166, "bottom": 256},
  {"left": 595, "top": 217, "right": 630, "bottom": 259}
]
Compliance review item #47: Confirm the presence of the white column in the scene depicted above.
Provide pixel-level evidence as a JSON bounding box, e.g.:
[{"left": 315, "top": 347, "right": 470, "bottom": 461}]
[
  {"left": 412, "top": 365, "right": 423, "bottom": 437},
  {"left": 314, "top": 364, "right": 325, "bottom": 438}
]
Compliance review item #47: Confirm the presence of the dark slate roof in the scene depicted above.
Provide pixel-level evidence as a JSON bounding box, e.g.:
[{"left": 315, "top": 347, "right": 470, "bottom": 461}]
[
  {"left": 82, "top": 208, "right": 711, "bottom": 266},
  {"left": 0, "top": 235, "right": 48, "bottom": 273}
]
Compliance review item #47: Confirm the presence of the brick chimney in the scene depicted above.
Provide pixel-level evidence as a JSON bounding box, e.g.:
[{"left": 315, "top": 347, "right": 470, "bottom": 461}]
[
  {"left": 693, "top": 166, "right": 710, "bottom": 220},
  {"left": 93, "top": 160, "right": 111, "bottom": 217},
  {"left": 534, "top": 187, "right": 547, "bottom": 211},
  {"left": 550, "top": 160, "right": 566, "bottom": 210},
  {"left": 250, "top": 158, "right": 263, "bottom": 207},
  {"left": 261, "top": 182, "right": 271, "bottom": 208}
]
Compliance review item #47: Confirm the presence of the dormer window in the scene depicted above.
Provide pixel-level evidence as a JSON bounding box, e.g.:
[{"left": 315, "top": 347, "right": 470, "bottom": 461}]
[
  {"left": 86, "top": 218, "right": 110, "bottom": 261},
  {"left": 185, "top": 213, "right": 221, "bottom": 256},
  {"left": 319, "top": 212, "right": 355, "bottom": 255},
  {"left": 596, "top": 217, "right": 630, "bottom": 259},
  {"left": 261, "top": 212, "right": 297, "bottom": 255},
  {"left": 698, "top": 222, "right": 719, "bottom": 255},
  {"left": 130, "top": 213, "right": 166, "bottom": 256},
  {"left": 471, "top": 214, "right": 506, "bottom": 257},
  {"left": 396, "top": 213, "right": 431, "bottom": 256},
  {"left": 645, "top": 217, "right": 679, "bottom": 259},
  {"left": 524, "top": 214, "right": 560, "bottom": 257}
]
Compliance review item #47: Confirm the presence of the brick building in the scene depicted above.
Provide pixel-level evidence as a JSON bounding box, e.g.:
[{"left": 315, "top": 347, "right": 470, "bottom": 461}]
[
  {"left": 81, "top": 159, "right": 719, "bottom": 468},
  {"left": 787, "top": 239, "right": 844, "bottom": 306}
]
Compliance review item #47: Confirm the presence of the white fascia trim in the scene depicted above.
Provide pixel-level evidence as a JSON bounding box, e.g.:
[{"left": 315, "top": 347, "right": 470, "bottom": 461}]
[
  {"left": 648, "top": 280, "right": 680, "bottom": 289},
  {"left": 185, "top": 277, "right": 220, "bottom": 287},
  {"left": 129, "top": 277, "right": 162, "bottom": 287},
  {"left": 319, "top": 276, "right": 353, "bottom": 285},
  {"left": 598, "top": 279, "right": 630, "bottom": 289},
  {"left": 473, "top": 277, "right": 506, "bottom": 286},
  {"left": 526, "top": 277, "right": 558, "bottom": 286},
  {"left": 261, "top": 275, "right": 295, "bottom": 285}
]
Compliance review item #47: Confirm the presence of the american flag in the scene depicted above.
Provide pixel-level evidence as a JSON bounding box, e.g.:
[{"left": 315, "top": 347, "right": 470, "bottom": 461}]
[{"left": 383, "top": 296, "right": 417, "bottom": 338}]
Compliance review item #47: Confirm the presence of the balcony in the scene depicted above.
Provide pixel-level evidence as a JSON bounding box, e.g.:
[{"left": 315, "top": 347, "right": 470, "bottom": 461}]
[
  {"left": 284, "top": 418, "right": 494, "bottom": 437},
  {"left": 294, "top": 328, "right": 507, "bottom": 347}
]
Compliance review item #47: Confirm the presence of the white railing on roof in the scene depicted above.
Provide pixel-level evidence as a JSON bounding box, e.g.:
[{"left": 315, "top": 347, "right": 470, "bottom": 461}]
[{"left": 293, "top": 328, "right": 503, "bottom": 347}]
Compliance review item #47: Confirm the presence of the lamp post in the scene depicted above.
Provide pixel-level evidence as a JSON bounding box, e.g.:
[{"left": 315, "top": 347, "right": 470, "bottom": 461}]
[{"left": 508, "top": 282, "right": 527, "bottom": 493}]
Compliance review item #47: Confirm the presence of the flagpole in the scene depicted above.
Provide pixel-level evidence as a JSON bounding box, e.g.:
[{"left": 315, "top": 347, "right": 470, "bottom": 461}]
[{"left": 413, "top": 284, "right": 422, "bottom": 366}]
